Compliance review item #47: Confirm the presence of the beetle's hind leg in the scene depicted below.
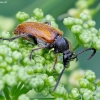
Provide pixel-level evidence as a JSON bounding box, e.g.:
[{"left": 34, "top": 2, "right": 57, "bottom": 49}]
[
  {"left": 0, "top": 34, "right": 28, "bottom": 41},
  {"left": 29, "top": 47, "right": 45, "bottom": 60}
]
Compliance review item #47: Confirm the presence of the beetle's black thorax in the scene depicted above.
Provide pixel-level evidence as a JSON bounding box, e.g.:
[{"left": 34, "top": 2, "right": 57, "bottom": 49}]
[{"left": 53, "top": 35, "right": 69, "bottom": 53}]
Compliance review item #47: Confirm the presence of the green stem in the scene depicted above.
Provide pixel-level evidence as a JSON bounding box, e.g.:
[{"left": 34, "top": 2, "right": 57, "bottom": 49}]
[
  {"left": 10, "top": 85, "right": 17, "bottom": 96},
  {"left": 12, "top": 86, "right": 29, "bottom": 100},
  {"left": 18, "top": 86, "right": 29, "bottom": 95},
  {"left": 3, "top": 85, "right": 11, "bottom": 100},
  {"left": 13, "top": 82, "right": 24, "bottom": 95},
  {"left": 73, "top": 43, "right": 80, "bottom": 50},
  {"left": 11, "top": 82, "right": 24, "bottom": 100}
]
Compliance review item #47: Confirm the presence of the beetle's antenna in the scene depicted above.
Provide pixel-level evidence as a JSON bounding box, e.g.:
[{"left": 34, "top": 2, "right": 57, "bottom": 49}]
[
  {"left": 72, "top": 48, "right": 96, "bottom": 60},
  {"left": 0, "top": 34, "right": 28, "bottom": 41},
  {"left": 52, "top": 66, "right": 66, "bottom": 92},
  {"left": 87, "top": 48, "right": 96, "bottom": 60}
]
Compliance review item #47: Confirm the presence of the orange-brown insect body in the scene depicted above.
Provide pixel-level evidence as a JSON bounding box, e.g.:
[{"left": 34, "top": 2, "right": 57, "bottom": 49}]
[
  {"left": 14, "top": 22, "right": 63, "bottom": 43},
  {"left": 0, "top": 21, "right": 96, "bottom": 92}
]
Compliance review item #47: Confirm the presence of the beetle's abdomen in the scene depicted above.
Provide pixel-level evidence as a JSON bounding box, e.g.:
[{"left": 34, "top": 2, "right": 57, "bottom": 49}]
[{"left": 14, "top": 22, "right": 63, "bottom": 43}]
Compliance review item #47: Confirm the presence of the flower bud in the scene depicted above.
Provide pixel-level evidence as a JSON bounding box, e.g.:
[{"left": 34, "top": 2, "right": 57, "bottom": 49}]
[
  {"left": 0, "top": 31, "right": 10, "bottom": 38},
  {"left": 85, "top": 70, "right": 96, "bottom": 82},
  {"left": 79, "top": 78, "right": 89, "bottom": 88},
  {"left": 18, "top": 94, "right": 30, "bottom": 100},
  {"left": 87, "top": 20, "right": 96, "bottom": 27},
  {"left": 63, "top": 17, "right": 74, "bottom": 26},
  {"left": 70, "top": 88, "right": 80, "bottom": 99},
  {"left": 16, "top": 12, "right": 29, "bottom": 23},
  {"left": 83, "top": 89, "right": 93, "bottom": 100},
  {"left": 71, "top": 25, "right": 83, "bottom": 34},
  {"left": 80, "top": 13, "right": 90, "bottom": 21},
  {"left": 33, "top": 8, "right": 44, "bottom": 19}
]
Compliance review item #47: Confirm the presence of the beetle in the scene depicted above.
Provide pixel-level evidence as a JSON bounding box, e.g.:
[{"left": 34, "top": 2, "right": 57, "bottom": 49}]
[{"left": 0, "top": 22, "right": 96, "bottom": 91}]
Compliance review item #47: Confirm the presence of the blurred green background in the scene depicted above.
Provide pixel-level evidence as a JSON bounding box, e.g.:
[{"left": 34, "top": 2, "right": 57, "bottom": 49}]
[{"left": 0, "top": 0, "right": 100, "bottom": 99}]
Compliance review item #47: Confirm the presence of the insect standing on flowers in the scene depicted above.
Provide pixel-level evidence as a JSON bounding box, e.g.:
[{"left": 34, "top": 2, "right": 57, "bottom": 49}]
[{"left": 0, "top": 22, "right": 96, "bottom": 91}]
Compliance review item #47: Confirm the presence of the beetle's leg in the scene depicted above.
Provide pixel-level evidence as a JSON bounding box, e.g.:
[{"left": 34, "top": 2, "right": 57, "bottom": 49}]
[
  {"left": 0, "top": 34, "right": 28, "bottom": 41},
  {"left": 52, "top": 53, "right": 58, "bottom": 73},
  {"left": 52, "top": 52, "right": 71, "bottom": 91},
  {"left": 52, "top": 65, "right": 66, "bottom": 92},
  {"left": 71, "top": 48, "right": 96, "bottom": 60},
  {"left": 29, "top": 47, "right": 44, "bottom": 60},
  {"left": 44, "top": 22, "right": 51, "bottom": 26}
]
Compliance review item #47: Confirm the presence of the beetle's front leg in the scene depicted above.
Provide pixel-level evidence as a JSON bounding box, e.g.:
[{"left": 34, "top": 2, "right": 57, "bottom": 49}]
[{"left": 52, "top": 66, "right": 66, "bottom": 92}]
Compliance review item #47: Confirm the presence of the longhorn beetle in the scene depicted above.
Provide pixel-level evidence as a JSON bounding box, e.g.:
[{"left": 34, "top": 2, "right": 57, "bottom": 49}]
[{"left": 0, "top": 22, "right": 96, "bottom": 91}]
